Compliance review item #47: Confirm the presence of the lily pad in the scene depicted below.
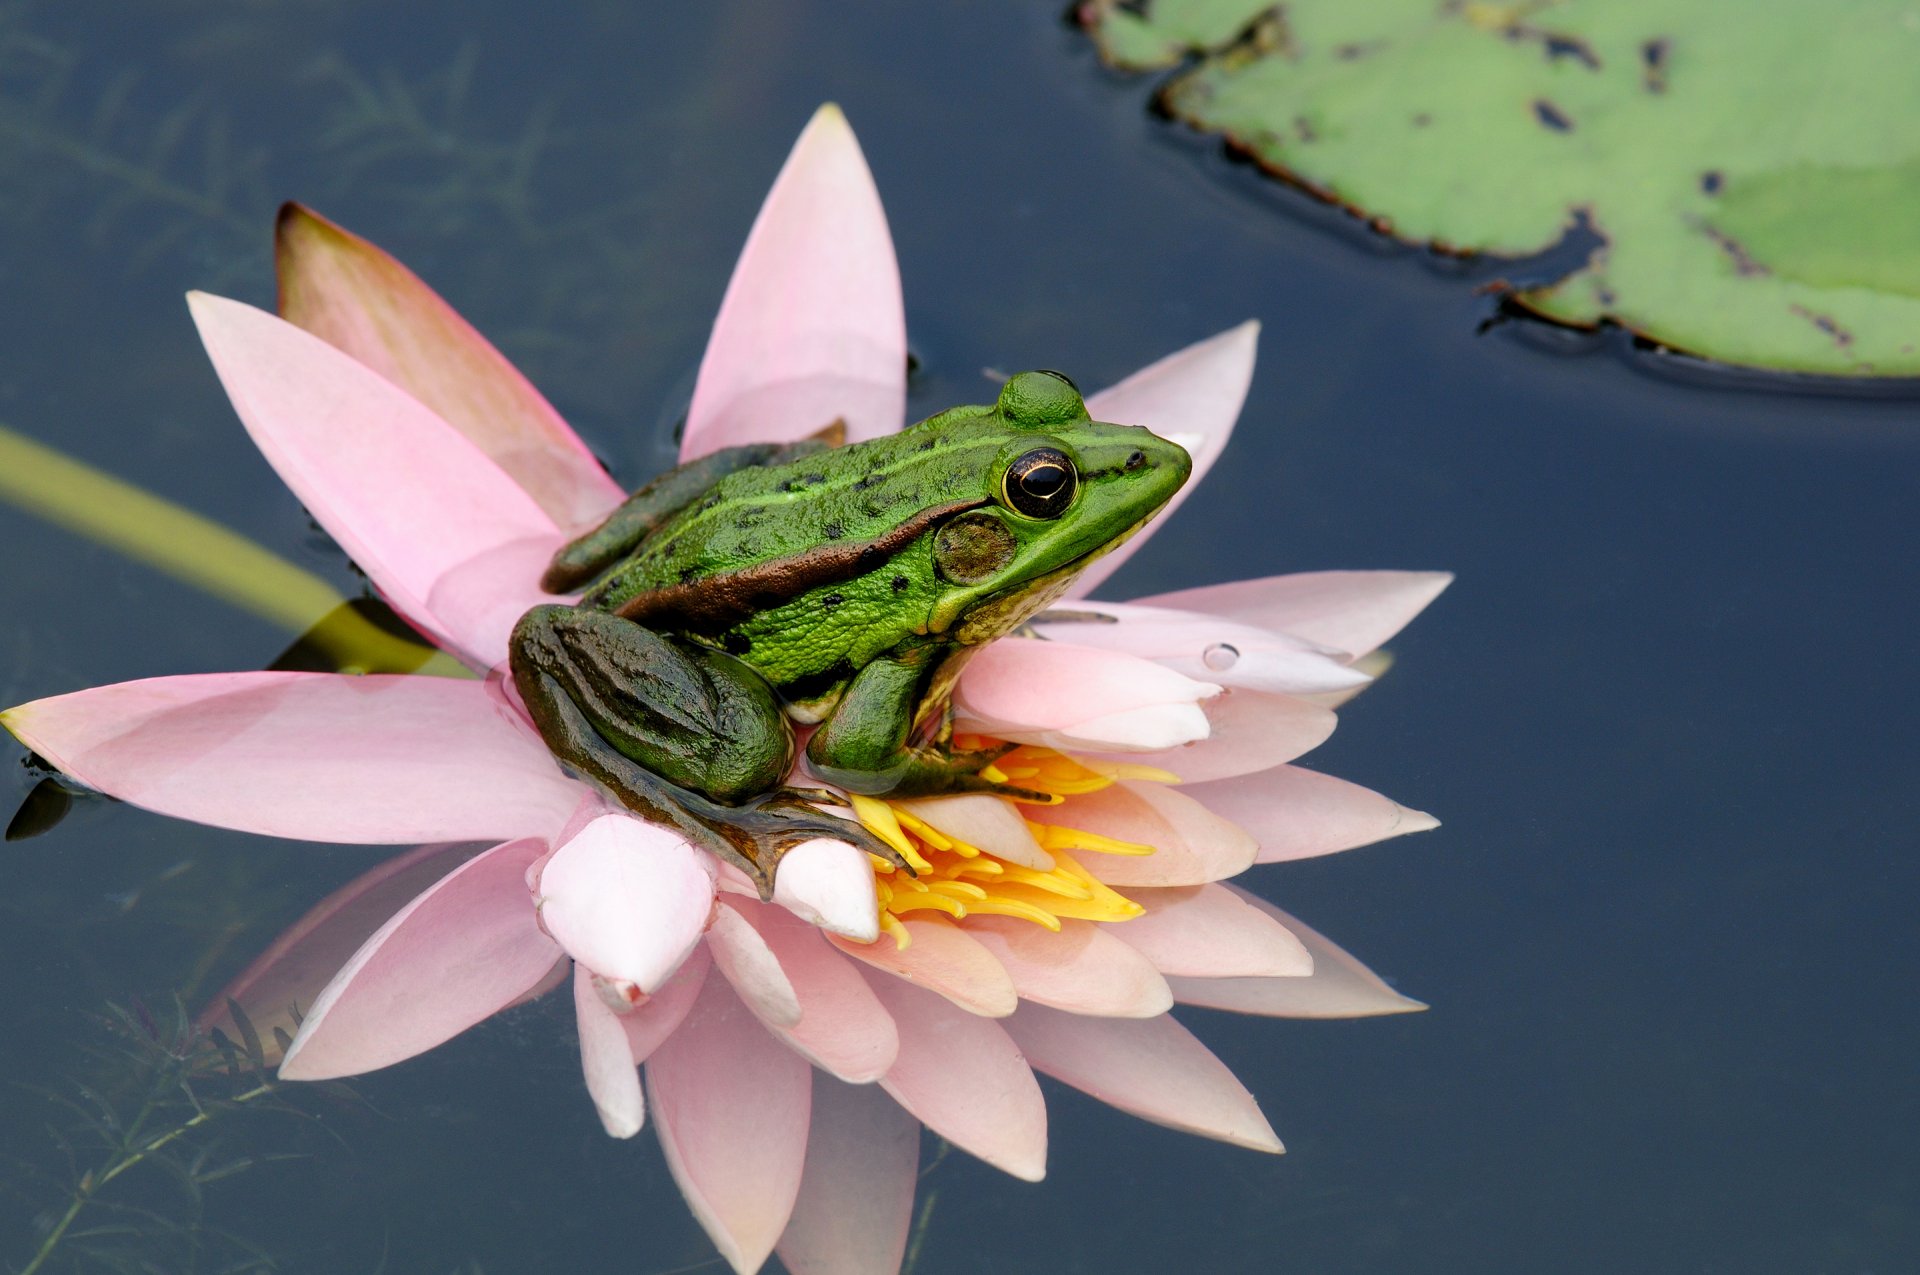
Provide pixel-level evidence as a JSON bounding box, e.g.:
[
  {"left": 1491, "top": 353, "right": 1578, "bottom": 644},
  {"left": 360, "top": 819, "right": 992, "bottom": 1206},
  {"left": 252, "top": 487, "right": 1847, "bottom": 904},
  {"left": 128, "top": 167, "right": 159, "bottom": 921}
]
[{"left": 1082, "top": 0, "right": 1920, "bottom": 376}]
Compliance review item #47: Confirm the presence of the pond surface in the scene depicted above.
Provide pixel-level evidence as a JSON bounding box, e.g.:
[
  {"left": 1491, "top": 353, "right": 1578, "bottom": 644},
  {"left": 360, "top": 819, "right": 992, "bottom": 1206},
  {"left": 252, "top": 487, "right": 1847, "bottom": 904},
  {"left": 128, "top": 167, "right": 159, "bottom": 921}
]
[{"left": 2, "top": 3, "right": 1915, "bottom": 1272}]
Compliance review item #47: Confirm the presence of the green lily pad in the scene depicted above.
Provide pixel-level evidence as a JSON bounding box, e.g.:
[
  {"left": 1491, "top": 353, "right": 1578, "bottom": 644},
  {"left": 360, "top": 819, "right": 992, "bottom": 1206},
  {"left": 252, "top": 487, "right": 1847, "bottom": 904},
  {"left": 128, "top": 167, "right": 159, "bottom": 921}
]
[{"left": 1082, "top": 0, "right": 1920, "bottom": 376}]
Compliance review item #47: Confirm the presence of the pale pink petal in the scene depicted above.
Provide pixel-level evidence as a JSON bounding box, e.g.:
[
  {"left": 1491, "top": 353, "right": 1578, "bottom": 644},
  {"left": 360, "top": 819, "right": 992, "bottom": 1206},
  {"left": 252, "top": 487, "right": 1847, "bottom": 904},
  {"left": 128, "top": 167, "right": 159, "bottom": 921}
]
[
  {"left": 732, "top": 899, "right": 899, "bottom": 1083},
  {"left": 830, "top": 916, "right": 1017, "bottom": 1018},
  {"left": 1070, "top": 321, "right": 1259, "bottom": 598},
  {"left": 864, "top": 973, "right": 1047, "bottom": 1181},
  {"left": 573, "top": 962, "right": 644, "bottom": 1138},
  {"left": 421, "top": 535, "right": 578, "bottom": 674},
  {"left": 892, "top": 794, "right": 1053, "bottom": 870},
  {"left": 773, "top": 837, "right": 881, "bottom": 941},
  {"left": 963, "top": 915, "right": 1171, "bottom": 1018},
  {"left": 1181, "top": 766, "right": 1439, "bottom": 864},
  {"left": 1140, "top": 570, "right": 1454, "bottom": 660},
  {"left": 708, "top": 899, "right": 803, "bottom": 1029},
  {"left": 647, "top": 974, "right": 811, "bottom": 1274},
  {"left": 280, "top": 838, "right": 560, "bottom": 1080},
  {"left": 1105, "top": 884, "right": 1312, "bottom": 978},
  {"left": 187, "top": 292, "right": 562, "bottom": 667},
  {"left": 1084, "top": 688, "right": 1336, "bottom": 783},
  {"left": 777, "top": 1075, "right": 918, "bottom": 1275},
  {"left": 1027, "top": 780, "right": 1257, "bottom": 887},
  {"left": 199, "top": 841, "right": 485, "bottom": 1056},
  {"left": 620, "top": 945, "right": 713, "bottom": 1061},
  {"left": 536, "top": 814, "right": 715, "bottom": 993},
  {"left": 2, "top": 673, "right": 580, "bottom": 844},
  {"left": 683, "top": 105, "right": 906, "bottom": 459},
  {"left": 1168, "top": 888, "right": 1427, "bottom": 1018},
  {"left": 1004, "top": 1002, "right": 1281, "bottom": 1152},
  {"left": 954, "top": 640, "right": 1217, "bottom": 753},
  {"left": 1031, "top": 602, "right": 1370, "bottom": 695},
  {"left": 275, "top": 203, "right": 624, "bottom": 528}
]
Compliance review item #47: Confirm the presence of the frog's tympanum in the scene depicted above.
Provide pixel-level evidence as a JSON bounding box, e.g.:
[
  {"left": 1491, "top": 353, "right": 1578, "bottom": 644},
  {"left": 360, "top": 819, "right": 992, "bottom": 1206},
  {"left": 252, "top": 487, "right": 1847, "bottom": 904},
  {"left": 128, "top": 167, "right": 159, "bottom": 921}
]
[{"left": 509, "top": 371, "right": 1191, "bottom": 895}]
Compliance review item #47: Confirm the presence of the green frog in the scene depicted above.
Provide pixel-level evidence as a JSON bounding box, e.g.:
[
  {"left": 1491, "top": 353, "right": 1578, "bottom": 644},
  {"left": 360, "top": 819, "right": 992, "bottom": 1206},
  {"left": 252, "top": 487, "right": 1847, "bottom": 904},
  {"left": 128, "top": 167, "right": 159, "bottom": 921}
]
[{"left": 509, "top": 370, "right": 1190, "bottom": 895}]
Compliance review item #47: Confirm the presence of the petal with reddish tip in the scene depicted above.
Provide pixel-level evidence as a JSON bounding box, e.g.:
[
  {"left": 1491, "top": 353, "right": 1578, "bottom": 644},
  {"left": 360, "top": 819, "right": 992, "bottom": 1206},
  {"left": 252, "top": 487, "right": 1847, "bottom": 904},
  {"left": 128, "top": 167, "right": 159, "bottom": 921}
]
[
  {"left": 1027, "top": 780, "right": 1257, "bottom": 888},
  {"left": 830, "top": 916, "right": 1016, "bottom": 1018},
  {"left": 621, "top": 945, "right": 713, "bottom": 1062},
  {"left": 865, "top": 973, "right": 1047, "bottom": 1182},
  {"left": 275, "top": 203, "right": 624, "bottom": 528},
  {"left": 954, "top": 639, "right": 1217, "bottom": 753},
  {"left": 1084, "top": 688, "right": 1336, "bottom": 784},
  {"left": 574, "top": 962, "right": 644, "bottom": 1138},
  {"left": 1141, "top": 571, "right": 1454, "bottom": 660},
  {"left": 773, "top": 837, "right": 881, "bottom": 941},
  {"left": 536, "top": 814, "right": 715, "bottom": 993},
  {"left": 280, "top": 837, "right": 559, "bottom": 1080},
  {"left": 1104, "top": 884, "right": 1312, "bottom": 978},
  {"left": 963, "top": 915, "right": 1171, "bottom": 1018},
  {"left": 199, "top": 841, "right": 488, "bottom": 1057},
  {"left": 732, "top": 899, "right": 899, "bottom": 1083},
  {"left": 1181, "top": 766, "right": 1439, "bottom": 864},
  {"left": 1004, "top": 1002, "right": 1281, "bottom": 1153},
  {"left": 1070, "top": 321, "right": 1259, "bottom": 599},
  {"left": 892, "top": 794, "right": 1052, "bottom": 870},
  {"left": 647, "top": 974, "right": 812, "bottom": 1274},
  {"left": 777, "top": 1075, "right": 918, "bottom": 1275},
  {"left": 1030, "top": 602, "right": 1370, "bottom": 696},
  {"left": 683, "top": 105, "right": 906, "bottom": 459},
  {"left": 1168, "top": 889, "right": 1427, "bottom": 1018},
  {"left": 187, "top": 292, "right": 561, "bottom": 667},
  {"left": 2, "top": 672, "right": 580, "bottom": 844},
  {"left": 708, "top": 900, "right": 803, "bottom": 1029}
]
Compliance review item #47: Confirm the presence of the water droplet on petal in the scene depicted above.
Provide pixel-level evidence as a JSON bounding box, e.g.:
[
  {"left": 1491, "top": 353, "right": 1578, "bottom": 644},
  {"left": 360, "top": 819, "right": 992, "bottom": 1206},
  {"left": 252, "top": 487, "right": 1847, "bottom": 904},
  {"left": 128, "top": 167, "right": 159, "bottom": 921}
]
[{"left": 1203, "top": 642, "right": 1240, "bottom": 672}]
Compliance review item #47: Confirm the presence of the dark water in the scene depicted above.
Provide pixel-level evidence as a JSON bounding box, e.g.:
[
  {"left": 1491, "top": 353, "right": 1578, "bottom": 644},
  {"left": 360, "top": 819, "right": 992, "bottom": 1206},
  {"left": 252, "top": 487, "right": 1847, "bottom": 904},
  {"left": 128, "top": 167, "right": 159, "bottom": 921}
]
[{"left": 2, "top": 3, "right": 1915, "bottom": 1272}]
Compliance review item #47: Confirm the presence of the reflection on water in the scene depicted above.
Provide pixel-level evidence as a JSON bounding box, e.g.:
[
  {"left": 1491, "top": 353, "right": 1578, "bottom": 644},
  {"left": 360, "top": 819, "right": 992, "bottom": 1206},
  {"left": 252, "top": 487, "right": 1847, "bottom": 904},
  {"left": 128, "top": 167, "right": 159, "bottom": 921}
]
[{"left": 1, "top": 3, "right": 1915, "bottom": 1273}]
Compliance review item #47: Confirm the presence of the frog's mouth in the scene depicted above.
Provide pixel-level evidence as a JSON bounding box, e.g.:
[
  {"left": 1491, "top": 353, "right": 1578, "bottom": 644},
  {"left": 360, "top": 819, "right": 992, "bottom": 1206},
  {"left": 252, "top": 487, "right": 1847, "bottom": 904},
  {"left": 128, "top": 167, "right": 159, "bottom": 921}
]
[{"left": 945, "top": 510, "right": 1156, "bottom": 646}]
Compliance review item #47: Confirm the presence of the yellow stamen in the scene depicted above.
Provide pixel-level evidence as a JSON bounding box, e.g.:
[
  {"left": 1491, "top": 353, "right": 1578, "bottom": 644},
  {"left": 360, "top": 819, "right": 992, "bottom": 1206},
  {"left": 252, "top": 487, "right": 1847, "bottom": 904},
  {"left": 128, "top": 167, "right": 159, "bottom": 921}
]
[{"left": 1029, "top": 821, "right": 1157, "bottom": 857}]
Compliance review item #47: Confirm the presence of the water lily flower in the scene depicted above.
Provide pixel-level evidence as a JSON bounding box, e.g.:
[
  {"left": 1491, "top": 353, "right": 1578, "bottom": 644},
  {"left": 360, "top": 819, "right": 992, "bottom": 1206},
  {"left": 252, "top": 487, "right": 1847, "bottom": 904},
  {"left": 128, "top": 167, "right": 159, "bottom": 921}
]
[{"left": 2, "top": 104, "right": 1447, "bottom": 1275}]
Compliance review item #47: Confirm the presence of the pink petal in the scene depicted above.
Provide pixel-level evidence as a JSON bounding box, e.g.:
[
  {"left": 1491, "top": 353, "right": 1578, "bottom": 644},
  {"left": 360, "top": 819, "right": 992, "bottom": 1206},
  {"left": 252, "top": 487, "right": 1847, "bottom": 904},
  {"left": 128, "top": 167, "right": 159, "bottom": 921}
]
[
  {"left": 574, "top": 962, "right": 644, "bottom": 1138},
  {"left": 1027, "top": 780, "right": 1257, "bottom": 887},
  {"left": 892, "top": 794, "right": 1053, "bottom": 870},
  {"left": 708, "top": 899, "right": 803, "bottom": 1029},
  {"left": 1167, "top": 888, "right": 1427, "bottom": 1018},
  {"left": 1069, "top": 321, "right": 1259, "bottom": 599},
  {"left": 275, "top": 203, "right": 624, "bottom": 529},
  {"left": 187, "top": 292, "right": 562, "bottom": 667},
  {"left": 864, "top": 973, "right": 1047, "bottom": 1181},
  {"left": 777, "top": 1075, "right": 918, "bottom": 1275},
  {"left": 647, "top": 974, "right": 812, "bottom": 1274},
  {"left": 2, "top": 672, "right": 580, "bottom": 844},
  {"left": 199, "top": 841, "right": 485, "bottom": 1056},
  {"left": 1181, "top": 765, "right": 1439, "bottom": 864},
  {"left": 280, "top": 837, "right": 560, "bottom": 1080},
  {"left": 1030, "top": 602, "right": 1370, "bottom": 695},
  {"left": 731, "top": 899, "right": 899, "bottom": 1083},
  {"left": 536, "top": 814, "right": 715, "bottom": 993},
  {"left": 1004, "top": 1002, "right": 1281, "bottom": 1152},
  {"left": 620, "top": 944, "right": 713, "bottom": 1062},
  {"left": 830, "top": 916, "right": 1017, "bottom": 1018},
  {"left": 962, "top": 915, "right": 1171, "bottom": 1018},
  {"left": 682, "top": 105, "right": 906, "bottom": 459},
  {"left": 772, "top": 837, "right": 881, "bottom": 941},
  {"left": 1139, "top": 570, "right": 1454, "bottom": 660},
  {"left": 1105, "top": 884, "right": 1312, "bottom": 978},
  {"left": 954, "top": 639, "right": 1217, "bottom": 753},
  {"left": 1084, "top": 688, "right": 1337, "bottom": 783}
]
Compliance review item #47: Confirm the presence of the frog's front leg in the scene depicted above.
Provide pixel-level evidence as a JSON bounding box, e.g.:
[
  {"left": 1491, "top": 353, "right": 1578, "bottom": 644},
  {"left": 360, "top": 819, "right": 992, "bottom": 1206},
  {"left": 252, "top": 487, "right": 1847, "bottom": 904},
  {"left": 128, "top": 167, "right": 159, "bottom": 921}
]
[
  {"left": 805, "top": 646, "right": 1045, "bottom": 800},
  {"left": 510, "top": 605, "right": 903, "bottom": 894}
]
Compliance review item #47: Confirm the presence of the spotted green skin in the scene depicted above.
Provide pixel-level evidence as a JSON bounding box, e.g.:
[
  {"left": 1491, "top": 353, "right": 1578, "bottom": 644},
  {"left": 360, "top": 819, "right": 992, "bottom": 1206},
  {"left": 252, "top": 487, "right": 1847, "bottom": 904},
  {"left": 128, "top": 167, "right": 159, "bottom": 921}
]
[{"left": 508, "top": 371, "right": 1190, "bottom": 889}]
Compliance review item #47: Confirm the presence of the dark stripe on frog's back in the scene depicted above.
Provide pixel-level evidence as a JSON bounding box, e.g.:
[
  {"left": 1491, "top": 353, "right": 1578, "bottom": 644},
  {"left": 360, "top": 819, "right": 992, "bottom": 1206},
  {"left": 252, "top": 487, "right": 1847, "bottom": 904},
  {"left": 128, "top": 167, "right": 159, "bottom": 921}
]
[{"left": 583, "top": 422, "right": 1008, "bottom": 625}]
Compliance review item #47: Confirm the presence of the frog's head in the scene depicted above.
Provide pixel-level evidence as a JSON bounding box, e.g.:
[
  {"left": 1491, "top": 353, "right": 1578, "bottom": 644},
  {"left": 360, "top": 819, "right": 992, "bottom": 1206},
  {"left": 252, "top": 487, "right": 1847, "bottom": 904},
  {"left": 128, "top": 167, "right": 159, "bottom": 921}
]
[{"left": 928, "top": 370, "right": 1192, "bottom": 642}]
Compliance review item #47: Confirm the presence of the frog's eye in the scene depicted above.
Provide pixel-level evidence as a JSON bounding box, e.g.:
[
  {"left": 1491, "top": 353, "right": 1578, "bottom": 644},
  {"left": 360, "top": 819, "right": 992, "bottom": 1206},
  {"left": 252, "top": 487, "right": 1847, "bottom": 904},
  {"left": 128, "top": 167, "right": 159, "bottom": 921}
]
[{"left": 1002, "top": 447, "right": 1078, "bottom": 519}]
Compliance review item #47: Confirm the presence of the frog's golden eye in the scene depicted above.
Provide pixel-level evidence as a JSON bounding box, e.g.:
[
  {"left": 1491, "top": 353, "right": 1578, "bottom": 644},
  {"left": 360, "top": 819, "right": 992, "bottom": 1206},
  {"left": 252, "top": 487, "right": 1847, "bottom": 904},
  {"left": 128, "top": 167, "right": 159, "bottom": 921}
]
[{"left": 1002, "top": 447, "right": 1078, "bottom": 519}]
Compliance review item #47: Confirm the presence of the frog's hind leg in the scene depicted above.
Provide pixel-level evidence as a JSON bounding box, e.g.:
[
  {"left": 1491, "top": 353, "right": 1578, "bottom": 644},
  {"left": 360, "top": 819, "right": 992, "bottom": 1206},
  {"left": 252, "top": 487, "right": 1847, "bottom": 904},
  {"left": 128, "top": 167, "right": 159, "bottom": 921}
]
[{"left": 510, "top": 605, "right": 904, "bottom": 896}]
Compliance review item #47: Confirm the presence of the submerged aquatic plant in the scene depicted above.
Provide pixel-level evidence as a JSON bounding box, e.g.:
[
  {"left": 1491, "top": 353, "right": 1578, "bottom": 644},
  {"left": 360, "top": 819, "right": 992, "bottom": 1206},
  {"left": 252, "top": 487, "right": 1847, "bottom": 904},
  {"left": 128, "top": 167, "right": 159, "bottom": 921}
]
[{"left": 3, "top": 105, "right": 1447, "bottom": 1273}]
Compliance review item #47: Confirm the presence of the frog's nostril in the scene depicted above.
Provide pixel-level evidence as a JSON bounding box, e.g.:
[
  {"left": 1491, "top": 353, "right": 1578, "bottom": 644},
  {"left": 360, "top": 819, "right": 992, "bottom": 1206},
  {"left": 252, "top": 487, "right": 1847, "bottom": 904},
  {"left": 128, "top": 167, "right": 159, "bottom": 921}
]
[{"left": 1125, "top": 449, "right": 1146, "bottom": 470}]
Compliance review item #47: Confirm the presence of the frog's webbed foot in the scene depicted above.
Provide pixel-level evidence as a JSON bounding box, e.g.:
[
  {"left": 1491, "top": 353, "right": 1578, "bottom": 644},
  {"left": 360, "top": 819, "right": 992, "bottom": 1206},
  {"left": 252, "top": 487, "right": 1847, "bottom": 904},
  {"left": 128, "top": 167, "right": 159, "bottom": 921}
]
[
  {"left": 689, "top": 787, "right": 910, "bottom": 896},
  {"left": 885, "top": 740, "right": 1055, "bottom": 804}
]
